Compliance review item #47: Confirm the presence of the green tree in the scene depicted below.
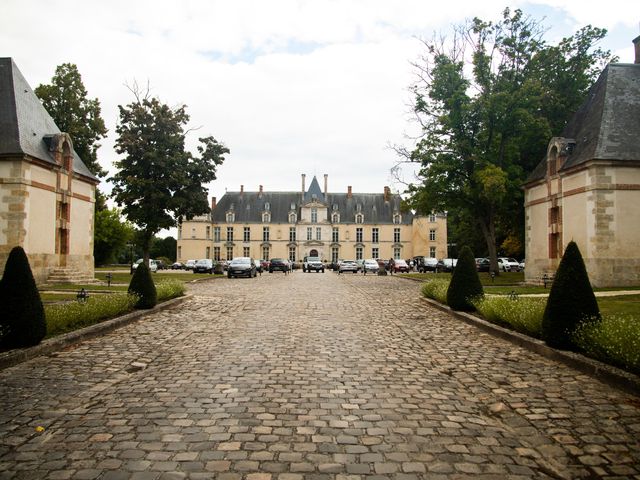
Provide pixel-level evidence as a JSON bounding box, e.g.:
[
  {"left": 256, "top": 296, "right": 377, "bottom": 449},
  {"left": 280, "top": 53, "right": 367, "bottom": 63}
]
[
  {"left": 542, "top": 241, "right": 600, "bottom": 349},
  {"left": 151, "top": 237, "right": 177, "bottom": 262},
  {"left": 128, "top": 263, "right": 157, "bottom": 309},
  {"left": 35, "top": 63, "right": 108, "bottom": 178},
  {"left": 0, "top": 247, "right": 46, "bottom": 348},
  {"left": 446, "top": 246, "right": 483, "bottom": 311},
  {"left": 94, "top": 208, "right": 135, "bottom": 266},
  {"left": 111, "top": 89, "right": 229, "bottom": 263},
  {"left": 399, "top": 9, "right": 612, "bottom": 273}
]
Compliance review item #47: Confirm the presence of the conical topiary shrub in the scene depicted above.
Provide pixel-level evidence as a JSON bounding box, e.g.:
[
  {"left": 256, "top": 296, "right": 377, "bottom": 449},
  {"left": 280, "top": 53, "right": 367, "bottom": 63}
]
[
  {"left": 446, "top": 246, "right": 484, "bottom": 311},
  {"left": 0, "top": 246, "right": 46, "bottom": 348},
  {"left": 542, "top": 241, "right": 600, "bottom": 349},
  {"left": 128, "top": 262, "right": 157, "bottom": 309}
]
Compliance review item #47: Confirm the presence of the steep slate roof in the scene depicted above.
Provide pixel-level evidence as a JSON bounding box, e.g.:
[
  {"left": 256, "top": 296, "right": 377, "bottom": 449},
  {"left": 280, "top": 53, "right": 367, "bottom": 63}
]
[
  {"left": 526, "top": 63, "right": 640, "bottom": 184},
  {"left": 213, "top": 184, "right": 413, "bottom": 225},
  {"left": 0, "top": 58, "right": 97, "bottom": 181}
]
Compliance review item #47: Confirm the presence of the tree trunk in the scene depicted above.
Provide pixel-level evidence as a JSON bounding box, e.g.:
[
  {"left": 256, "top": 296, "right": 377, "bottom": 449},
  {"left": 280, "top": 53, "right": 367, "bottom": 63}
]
[{"left": 478, "top": 213, "right": 499, "bottom": 274}]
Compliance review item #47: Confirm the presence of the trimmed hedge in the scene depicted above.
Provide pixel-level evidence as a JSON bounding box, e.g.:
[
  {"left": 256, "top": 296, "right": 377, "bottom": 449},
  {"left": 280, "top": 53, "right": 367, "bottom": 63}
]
[
  {"left": 128, "top": 262, "right": 157, "bottom": 309},
  {"left": 446, "top": 246, "right": 484, "bottom": 311}
]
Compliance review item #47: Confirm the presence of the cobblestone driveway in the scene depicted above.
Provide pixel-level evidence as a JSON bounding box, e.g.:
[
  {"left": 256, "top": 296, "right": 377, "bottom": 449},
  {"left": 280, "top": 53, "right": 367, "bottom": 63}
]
[{"left": 1, "top": 272, "right": 639, "bottom": 479}]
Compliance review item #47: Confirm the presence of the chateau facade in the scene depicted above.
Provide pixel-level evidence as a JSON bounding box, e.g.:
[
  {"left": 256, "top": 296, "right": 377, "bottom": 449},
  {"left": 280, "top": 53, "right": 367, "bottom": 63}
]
[
  {"left": 177, "top": 175, "right": 447, "bottom": 264},
  {"left": 0, "top": 58, "right": 97, "bottom": 283},
  {"left": 524, "top": 39, "right": 640, "bottom": 287}
]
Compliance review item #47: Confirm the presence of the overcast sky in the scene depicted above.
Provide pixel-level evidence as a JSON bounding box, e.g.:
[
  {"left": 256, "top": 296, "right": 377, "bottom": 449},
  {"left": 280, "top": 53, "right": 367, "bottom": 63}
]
[{"left": 2, "top": 1, "right": 639, "bottom": 223}]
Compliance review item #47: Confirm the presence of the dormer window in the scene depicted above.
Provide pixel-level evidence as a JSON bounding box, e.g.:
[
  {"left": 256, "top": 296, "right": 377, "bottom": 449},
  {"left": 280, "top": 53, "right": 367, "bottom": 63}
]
[
  {"left": 226, "top": 212, "right": 235, "bottom": 223},
  {"left": 262, "top": 212, "right": 271, "bottom": 223},
  {"left": 290, "top": 202, "right": 296, "bottom": 210},
  {"left": 332, "top": 204, "right": 338, "bottom": 211},
  {"left": 311, "top": 208, "right": 318, "bottom": 223},
  {"left": 355, "top": 213, "right": 364, "bottom": 224},
  {"left": 289, "top": 212, "right": 297, "bottom": 223},
  {"left": 393, "top": 214, "right": 401, "bottom": 224},
  {"left": 332, "top": 213, "right": 340, "bottom": 223}
]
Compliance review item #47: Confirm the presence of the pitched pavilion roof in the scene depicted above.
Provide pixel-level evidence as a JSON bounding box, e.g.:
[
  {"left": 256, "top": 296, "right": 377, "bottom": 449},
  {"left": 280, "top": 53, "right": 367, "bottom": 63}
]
[
  {"left": 0, "top": 57, "right": 97, "bottom": 181},
  {"left": 213, "top": 176, "right": 412, "bottom": 225},
  {"left": 526, "top": 63, "right": 640, "bottom": 184}
]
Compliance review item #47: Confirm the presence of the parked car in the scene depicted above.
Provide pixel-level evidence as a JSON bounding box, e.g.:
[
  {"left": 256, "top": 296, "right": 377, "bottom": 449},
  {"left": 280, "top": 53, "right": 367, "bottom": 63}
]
[
  {"left": 393, "top": 259, "right": 410, "bottom": 273},
  {"left": 131, "top": 258, "right": 158, "bottom": 273},
  {"left": 193, "top": 258, "right": 214, "bottom": 274},
  {"left": 155, "top": 259, "right": 167, "bottom": 270},
  {"left": 227, "top": 257, "right": 257, "bottom": 278},
  {"left": 519, "top": 259, "right": 526, "bottom": 271},
  {"left": 475, "top": 257, "right": 491, "bottom": 272},
  {"left": 498, "top": 257, "right": 521, "bottom": 272},
  {"left": 303, "top": 256, "right": 324, "bottom": 273},
  {"left": 171, "top": 262, "right": 184, "bottom": 270},
  {"left": 414, "top": 256, "right": 439, "bottom": 272},
  {"left": 185, "top": 259, "right": 196, "bottom": 270},
  {"left": 338, "top": 260, "right": 359, "bottom": 274},
  {"left": 437, "top": 258, "right": 457, "bottom": 272},
  {"left": 362, "top": 259, "right": 379, "bottom": 274},
  {"left": 259, "top": 259, "right": 269, "bottom": 271},
  {"left": 253, "top": 259, "right": 263, "bottom": 273},
  {"left": 269, "top": 258, "right": 290, "bottom": 273}
]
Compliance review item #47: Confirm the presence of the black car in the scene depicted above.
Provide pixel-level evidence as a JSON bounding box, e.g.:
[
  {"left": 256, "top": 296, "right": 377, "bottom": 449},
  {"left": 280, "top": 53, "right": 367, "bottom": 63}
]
[
  {"left": 227, "top": 257, "right": 257, "bottom": 278},
  {"left": 269, "top": 258, "right": 290, "bottom": 273},
  {"left": 475, "top": 257, "right": 491, "bottom": 272}
]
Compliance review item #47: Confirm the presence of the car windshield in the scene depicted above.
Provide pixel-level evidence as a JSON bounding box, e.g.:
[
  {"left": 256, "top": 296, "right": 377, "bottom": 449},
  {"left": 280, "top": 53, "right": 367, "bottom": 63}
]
[
  {"left": 196, "top": 259, "right": 209, "bottom": 264},
  {"left": 231, "top": 257, "right": 251, "bottom": 265}
]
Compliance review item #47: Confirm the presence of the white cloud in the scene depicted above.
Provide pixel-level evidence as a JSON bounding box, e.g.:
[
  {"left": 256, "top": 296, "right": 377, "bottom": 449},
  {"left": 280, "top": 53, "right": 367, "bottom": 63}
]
[{"left": 2, "top": 0, "right": 637, "bottom": 221}]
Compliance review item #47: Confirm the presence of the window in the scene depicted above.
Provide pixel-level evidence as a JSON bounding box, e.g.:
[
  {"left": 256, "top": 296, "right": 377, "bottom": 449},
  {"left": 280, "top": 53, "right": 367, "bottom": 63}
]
[
  {"left": 214, "top": 246, "right": 221, "bottom": 260},
  {"left": 429, "top": 229, "right": 436, "bottom": 241},
  {"left": 264, "top": 202, "right": 270, "bottom": 211},
  {"left": 289, "top": 227, "right": 296, "bottom": 242},
  {"left": 214, "top": 227, "right": 221, "bottom": 242},
  {"left": 262, "top": 246, "right": 270, "bottom": 260},
  {"left": 550, "top": 206, "right": 559, "bottom": 225},
  {"left": 332, "top": 213, "right": 339, "bottom": 223},
  {"left": 288, "top": 247, "right": 296, "bottom": 263},
  {"left": 262, "top": 212, "right": 271, "bottom": 223},
  {"left": 332, "top": 227, "right": 339, "bottom": 243},
  {"left": 289, "top": 212, "right": 297, "bottom": 223},
  {"left": 311, "top": 208, "right": 318, "bottom": 223},
  {"left": 316, "top": 227, "right": 321, "bottom": 241},
  {"left": 393, "top": 247, "right": 401, "bottom": 259},
  {"left": 226, "top": 246, "right": 233, "bottom": 260},
  {"left": 372, "top": 247, "right": 379, "bottom": 259},
  {"left": 243, "top": 247, "right": 250, "bottom": 257},
  {"left": 191, "top": 227, "right": 196, "bottom": 239},
  {"left": 243, "top": 227, "right": 250, "bottom": 242},
  {"left": 226, "top": 212, "right": 234, "bottom": 223},
  {"left": 355, "top": 213, "right": 363, "bottom": 224},
  {"left": 429, "top": 246, "right": 436, "bottom": 258},
  {"left": 372, "top": 228, "right": 379, "bottom": 243},
  {"left": 332, "top": 204, "right": 338, "bottom": 211},
  {"left": 226, "top": 227, "right": 234, "bottom": 242},
  {"left": 178, "top": 225, "right": 182, "bottom": 239},
  {"left": 177, "top": 246, "right": 181, "bottom": 259},
  {"left": 331, "top": 247, "right": 339, "bottom": 263},
  {"left": 394, "top": 228, "right": 400, "bottom": 243},
  {"left": 429, "top": 213, "right": 436, "bottom": 223},
  {"left": 307, "top": 227, "right": 312, "bottom": 241},
  {"left": 356, "top": 228, "right": 363, "bottom": 242},
  {"left": 206, "top": 246, "right": 211, "bottom": 258},
  {"left": 393, "top": 214, "right": 401, "bottom": 224},
  {"left": 206, "top": 226, "right": 211, "bottom": 239},
  {"left": 263, "top": 227, "right": 270, "bottom": 242},
  {"left": 356, "top": 246, "right": 363, "bottom": 261}
]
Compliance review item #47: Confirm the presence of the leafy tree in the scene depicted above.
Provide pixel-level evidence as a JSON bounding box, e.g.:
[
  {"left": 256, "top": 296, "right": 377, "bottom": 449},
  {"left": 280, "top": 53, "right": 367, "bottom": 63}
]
[
  {"left": 111, "top": 88, "right": 229, "bottom": 263},
  {"left": 0, "top": 247, "right": 46, "bottom": 348},
  {"left": 151, "top": 237, "right": 177, "bottom": 262},
  {"left": 398, "top": 9, "right": 613, "bottom": 273},
  {"left": 94, "top": 208, "right": 135, "bottom": 266},
  {"left": 542, "top": 241, "right": 600, "bottom": 349},
  {"left": 35, "top": 63, "right": 108, "bottom": 178},
  {"left": 128, "top": 263, "right": 157, "bottom": 309},
  {"left": 446, "top": 246, "right": 483, "bottom": 311}
]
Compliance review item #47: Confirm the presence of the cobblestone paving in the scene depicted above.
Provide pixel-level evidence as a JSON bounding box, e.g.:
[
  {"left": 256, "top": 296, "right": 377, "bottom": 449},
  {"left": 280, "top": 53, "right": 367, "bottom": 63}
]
[{"left": 1, "top": 272, "right": 639, "bottom": 479}]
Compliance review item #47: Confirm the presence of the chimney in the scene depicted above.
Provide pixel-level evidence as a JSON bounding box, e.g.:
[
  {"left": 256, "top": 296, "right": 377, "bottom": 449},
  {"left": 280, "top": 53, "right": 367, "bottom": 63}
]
[
  {"left": 347, "top": 186, "right": 352, "bottom": 198},
  {"left": 634, "top": 35, "right": 640, "bottom": 64},
  {"left": 301, "top": 174, "right": 306, "bottom": 198},
  {"left": 259, "top": 185, "right": 263, "bottom": 195},
  {"left": 384, "top": 186, "right": 391, "bottom": 201},
  {"left": 324, "top": 174, "right": 328, "bottom": 196},
  {"left": 211, "top": 197, "right": 217, "bottom": 210},
  {"left": 240, "top": 185, "right": 244, "bottom": 197}
]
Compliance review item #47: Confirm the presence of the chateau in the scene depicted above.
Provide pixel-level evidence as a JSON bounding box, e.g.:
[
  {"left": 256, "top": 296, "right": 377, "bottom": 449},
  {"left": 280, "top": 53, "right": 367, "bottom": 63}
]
[
  {"left": 0, "top": 58, "right": 97, "bottom": 283},
  {"left": 523, "top": 37, "right": 640, "bottom": 287},
  {"left": 177, "top": 174, "right": 447, "bottom": 264}
]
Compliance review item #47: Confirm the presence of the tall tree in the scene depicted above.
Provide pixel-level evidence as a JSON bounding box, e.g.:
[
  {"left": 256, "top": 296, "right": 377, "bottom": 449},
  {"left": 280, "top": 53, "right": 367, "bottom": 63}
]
[
  {"left": 35, "top": 63, "right": 108, "bottom": 178},
  {"left": 111, "top": 89, "right": 229, "bottom": 262},
  {"left": 94, "top": 208, "right": 135, "bottom": 266},
  {"left": 398, "top": 9, "right": 612, "bottom": 273}
]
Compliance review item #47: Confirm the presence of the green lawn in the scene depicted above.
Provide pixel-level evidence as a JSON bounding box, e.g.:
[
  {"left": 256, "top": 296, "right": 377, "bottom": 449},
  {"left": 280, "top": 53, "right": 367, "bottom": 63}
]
[{"left": 597, "top": 294, "right": 640, "bottom": 317}]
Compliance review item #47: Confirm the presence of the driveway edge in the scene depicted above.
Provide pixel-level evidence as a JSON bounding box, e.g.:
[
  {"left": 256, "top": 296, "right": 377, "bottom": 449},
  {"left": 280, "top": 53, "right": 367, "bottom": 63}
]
[
  {"left": 421, "top": 296, "right": 640, "bottom": 396},
  {"left": 0, "top": 295, "right": 192, "bottom": 371}
]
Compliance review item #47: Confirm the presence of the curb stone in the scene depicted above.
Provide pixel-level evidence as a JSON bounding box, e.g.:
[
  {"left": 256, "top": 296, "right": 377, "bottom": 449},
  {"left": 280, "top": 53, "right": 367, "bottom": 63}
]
[
  {"left": 420, "top": 295, "right": 640, "bottom": 396},
  {"left": 0, "top": 294, "right": 192, "bottom": 371}
]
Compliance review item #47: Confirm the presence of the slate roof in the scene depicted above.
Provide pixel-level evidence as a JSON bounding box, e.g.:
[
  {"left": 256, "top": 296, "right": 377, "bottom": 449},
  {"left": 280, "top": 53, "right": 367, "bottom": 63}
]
[
  {"left": 213, "top": 178, "right": 413, "bottom": 225},
  {"left": 0, "top": 58, "right": 97, "bottom": 181},
  {"left": 526, "top": 63, "right": 640, "bottom": 184}
]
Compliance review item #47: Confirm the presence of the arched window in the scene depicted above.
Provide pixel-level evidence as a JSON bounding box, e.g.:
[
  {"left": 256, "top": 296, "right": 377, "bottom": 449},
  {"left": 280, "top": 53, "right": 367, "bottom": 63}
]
[
  {"left": 289, "top": 212, "right": 297, "bottom": 223},
  {"left": 262, "top": 212, "right": 271, "bottom": 223},
  {"left": 226, "top": 212, "right": 235, "bottom": 223},
  {"left": 393, "top": 214, "right": 401, "bottom": 224},
  {"left": 264, "top": 202, "right": 270, "bottom": 211},
  {"left": 355, "top": 213, "right": 364, "bottom": 224},
  {"left": 332, "top": 213, "right": 340, "bottom": 223}
]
